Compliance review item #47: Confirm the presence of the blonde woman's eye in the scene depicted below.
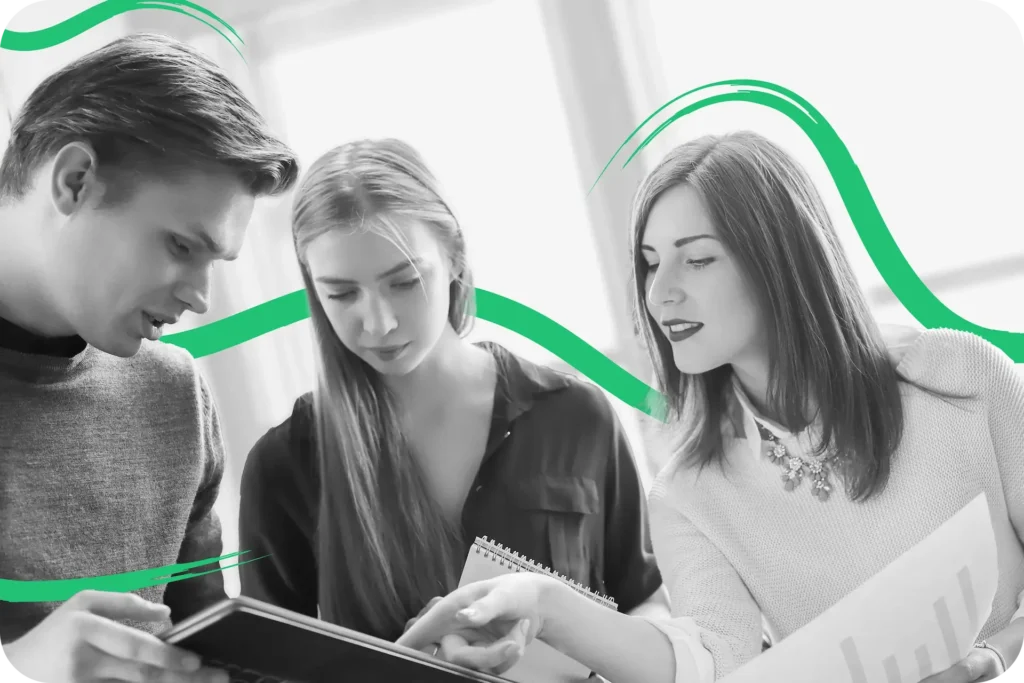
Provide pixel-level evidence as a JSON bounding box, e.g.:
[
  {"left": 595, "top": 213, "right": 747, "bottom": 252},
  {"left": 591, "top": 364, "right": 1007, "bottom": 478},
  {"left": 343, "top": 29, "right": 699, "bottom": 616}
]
[
  {"left": 393, "top": 278, "right": 421, "bottom": 291},
  {"left": 687, "top": 257, "right": 715, "bottom": 269}
]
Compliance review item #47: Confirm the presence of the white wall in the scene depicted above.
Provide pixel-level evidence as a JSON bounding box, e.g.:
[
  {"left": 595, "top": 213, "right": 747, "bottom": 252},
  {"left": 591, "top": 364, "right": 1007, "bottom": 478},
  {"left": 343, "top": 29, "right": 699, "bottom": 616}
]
[
  {"left": 1, "top": 0, "right": 130, "bottom": 110},
  {"left": 636, "top": 0, "right": 1024, "bottom": 334}
]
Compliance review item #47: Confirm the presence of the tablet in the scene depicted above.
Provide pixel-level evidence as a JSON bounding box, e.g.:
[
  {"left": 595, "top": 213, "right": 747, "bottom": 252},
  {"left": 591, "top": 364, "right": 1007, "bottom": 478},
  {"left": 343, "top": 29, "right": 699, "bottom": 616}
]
[{"left": 160, "top": 596, "right": 512, "bottom": 683}]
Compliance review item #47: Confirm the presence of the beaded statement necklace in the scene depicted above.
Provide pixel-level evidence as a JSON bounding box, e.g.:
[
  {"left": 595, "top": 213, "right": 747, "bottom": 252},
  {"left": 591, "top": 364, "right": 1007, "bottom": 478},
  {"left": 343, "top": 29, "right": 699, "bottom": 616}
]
[{"left": 753, "top": 419, "right": 842, "bottom": 502}]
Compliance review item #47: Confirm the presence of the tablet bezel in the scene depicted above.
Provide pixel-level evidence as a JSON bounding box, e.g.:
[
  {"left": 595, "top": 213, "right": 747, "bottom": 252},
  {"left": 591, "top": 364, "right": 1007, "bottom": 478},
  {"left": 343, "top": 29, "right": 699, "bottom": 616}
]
[{"left": 161, "top": 596, "right": 513, "bottom": 683}]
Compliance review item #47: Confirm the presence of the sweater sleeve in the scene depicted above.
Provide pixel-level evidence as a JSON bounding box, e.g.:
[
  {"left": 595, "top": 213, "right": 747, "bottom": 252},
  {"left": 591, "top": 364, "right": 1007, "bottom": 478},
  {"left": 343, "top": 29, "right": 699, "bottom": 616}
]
[
  {"left": 162, "top": 373, "right": 228, "bottom": 622},
  {"left": 647, "top": 482, "right": 763, "bottom": 681},
  {"left": 970, "top": 333, "right": 1024, "bottom": 623}
]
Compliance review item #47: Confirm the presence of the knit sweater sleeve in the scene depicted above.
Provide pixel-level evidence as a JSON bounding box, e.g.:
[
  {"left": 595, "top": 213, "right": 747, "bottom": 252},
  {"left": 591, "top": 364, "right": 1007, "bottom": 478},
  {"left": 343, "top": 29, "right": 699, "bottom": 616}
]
[
  {"left": 647, "top": 481, "right": 763, "bottom": 681},
  {"left": 971, "top": 334, "right": 1024, "bottom": 623},
  {"left": 162, "top": 372, "right": 227, "bottom": 621}
]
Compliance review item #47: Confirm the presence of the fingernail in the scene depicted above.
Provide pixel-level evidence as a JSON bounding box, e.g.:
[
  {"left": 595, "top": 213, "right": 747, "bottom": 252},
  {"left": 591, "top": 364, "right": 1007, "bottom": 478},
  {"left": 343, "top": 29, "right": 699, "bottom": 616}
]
[
  {"left": 457, "top": 608, "right": 476, "bottom": 621},
  {"left": 520, "top": 619, "right": 530, "bottom": 635}
]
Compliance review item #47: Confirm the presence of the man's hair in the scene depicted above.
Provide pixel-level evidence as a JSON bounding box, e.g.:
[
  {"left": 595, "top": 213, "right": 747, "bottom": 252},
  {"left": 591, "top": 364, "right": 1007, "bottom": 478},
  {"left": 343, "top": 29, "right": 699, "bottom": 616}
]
[{"left": 0, "top": 33, "right": 299, "bottom": 201}]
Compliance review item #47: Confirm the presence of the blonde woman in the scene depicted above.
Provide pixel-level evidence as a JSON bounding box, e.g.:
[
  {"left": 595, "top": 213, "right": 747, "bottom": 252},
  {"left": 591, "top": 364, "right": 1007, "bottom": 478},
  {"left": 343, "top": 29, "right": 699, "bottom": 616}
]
[{"left": 237, "top": 139, "right": 669, "bottom": 655}]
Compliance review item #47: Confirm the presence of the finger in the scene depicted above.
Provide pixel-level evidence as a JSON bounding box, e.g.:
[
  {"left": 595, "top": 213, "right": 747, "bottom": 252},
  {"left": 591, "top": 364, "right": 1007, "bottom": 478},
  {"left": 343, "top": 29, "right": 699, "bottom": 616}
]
[
  {"left": 145, "top": 664, "right": 230, "bottom": 683},
  {"left": 71, "top": 590, "right": 172, "bottom": 623},
  {"left": 504, "top": 619, "right": 531, "bottom": 651},
  {"left": 405, "top": 597, "right": 445, "bottom": 633},
  {"left": 919, "top": 655, "right": 991, "bottom": 683},
  {"left": 87, "top": 650, "right": 158, "bottom": 683},
  {"left": 954, "top": 651, "right": 998, "bottom": 683},
  {"left": 84, "top": 647, "right": 215, "bottom": 683},
  {"left": 192, "top": 665, "right": 231, "bottom": 683},
  {"left": 454, "top": 587, "right": 516, "bottom": 629},
  {"left": 420, "top": 596, "right": 443, "bottom": 615},
  {"left": 438, "top": 633, "right": 471, "bottom": 658},
  {"left": 465, "top": 619, "right": 531, "bottom": 674},
  {"left": 444, "top": 635, "right": 524, "bottom": 675},
  {"left": 398, "top": 591, "right": 482, "bottom": 651},
  {"left": 80, "top": 614, "right": 203, "bottom": 673}
]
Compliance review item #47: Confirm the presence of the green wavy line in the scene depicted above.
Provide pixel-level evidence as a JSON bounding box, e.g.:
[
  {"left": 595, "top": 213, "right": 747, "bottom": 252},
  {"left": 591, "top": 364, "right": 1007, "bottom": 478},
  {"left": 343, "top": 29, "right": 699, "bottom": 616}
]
[
  {"left": 160, "top": 288, "right": 669, "bottom": 420},
  {"left": 6, "top": 73, "right": 1015, "bottom": 598},
  {"left": 1, "top": 0, "right": 242, "bottom": 56},
  {"left": 590, "top": 78, "right": 1024, "bottom": 361},
  {"left": 0, "top": 552, "right": 267, "bottom": 602}
]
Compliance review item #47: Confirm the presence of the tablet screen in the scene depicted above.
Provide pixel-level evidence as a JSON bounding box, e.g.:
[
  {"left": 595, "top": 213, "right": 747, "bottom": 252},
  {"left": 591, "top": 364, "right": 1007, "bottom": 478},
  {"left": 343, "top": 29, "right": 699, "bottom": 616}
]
[{"left": 167, "top": 604, "right": 510, "bottom": 683}]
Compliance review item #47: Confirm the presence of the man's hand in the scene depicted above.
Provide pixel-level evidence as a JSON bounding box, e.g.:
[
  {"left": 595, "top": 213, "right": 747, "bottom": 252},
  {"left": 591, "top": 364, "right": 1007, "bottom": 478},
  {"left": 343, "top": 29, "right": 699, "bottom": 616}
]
[{"left": 2, "top": 590, "right": 229, "bottom": 683}]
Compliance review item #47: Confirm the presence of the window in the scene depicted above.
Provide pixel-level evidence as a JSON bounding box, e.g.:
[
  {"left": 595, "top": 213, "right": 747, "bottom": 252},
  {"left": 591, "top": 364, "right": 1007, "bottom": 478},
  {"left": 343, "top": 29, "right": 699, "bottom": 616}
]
[
  {"left": 260, "top": 0, "right": 619, "bottom": 376},
  {"left": 637, "top": 0, "right": 1024, "bottom": 328},
  {"left": 200, "top": 0, "right": 657, "bottom": 593}
]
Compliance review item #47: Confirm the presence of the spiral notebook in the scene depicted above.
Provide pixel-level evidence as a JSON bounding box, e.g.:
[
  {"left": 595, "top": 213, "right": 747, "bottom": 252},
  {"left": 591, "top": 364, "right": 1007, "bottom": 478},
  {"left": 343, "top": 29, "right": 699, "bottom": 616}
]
[{"left": 458, "top": 537, "right": 617, "bottom": 683}]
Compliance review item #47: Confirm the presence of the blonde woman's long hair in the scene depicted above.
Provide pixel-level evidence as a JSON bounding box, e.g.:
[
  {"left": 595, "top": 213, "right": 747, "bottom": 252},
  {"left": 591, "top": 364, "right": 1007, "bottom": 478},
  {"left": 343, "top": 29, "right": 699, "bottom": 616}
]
[{"left": 291, "top": 138, "right": 475, "bottom": 636}]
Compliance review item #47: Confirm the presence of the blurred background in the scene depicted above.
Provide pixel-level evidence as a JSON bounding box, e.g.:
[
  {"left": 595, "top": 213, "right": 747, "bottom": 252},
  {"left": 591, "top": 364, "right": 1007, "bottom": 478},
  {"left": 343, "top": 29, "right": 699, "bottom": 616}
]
[{"left": 2, "top": 0, "right": 1022, "bottom": 597}]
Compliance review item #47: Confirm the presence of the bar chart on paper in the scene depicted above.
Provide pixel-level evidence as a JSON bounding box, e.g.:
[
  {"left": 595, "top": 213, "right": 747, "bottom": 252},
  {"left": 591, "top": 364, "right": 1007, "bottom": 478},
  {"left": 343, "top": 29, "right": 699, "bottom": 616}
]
[
  {"left": 720, "top": 493, "right": 999, "bottom": 683},
  {"left": 838, "top": 565, "right": 980, "bottom": 683}
]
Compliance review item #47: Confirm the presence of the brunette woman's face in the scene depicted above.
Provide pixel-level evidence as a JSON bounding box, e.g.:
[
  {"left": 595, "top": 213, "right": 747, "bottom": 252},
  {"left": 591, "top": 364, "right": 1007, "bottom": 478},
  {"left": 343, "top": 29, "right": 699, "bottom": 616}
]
[{"left": 640, "top": 183, "right": 768, "bottom": 381}]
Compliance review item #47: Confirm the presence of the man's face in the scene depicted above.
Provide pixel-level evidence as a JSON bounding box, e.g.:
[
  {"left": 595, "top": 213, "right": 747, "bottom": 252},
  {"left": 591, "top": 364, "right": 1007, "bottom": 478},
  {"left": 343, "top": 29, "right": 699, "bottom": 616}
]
[{"left": 47, "top": 167, "right": 255, "bottom": 357}]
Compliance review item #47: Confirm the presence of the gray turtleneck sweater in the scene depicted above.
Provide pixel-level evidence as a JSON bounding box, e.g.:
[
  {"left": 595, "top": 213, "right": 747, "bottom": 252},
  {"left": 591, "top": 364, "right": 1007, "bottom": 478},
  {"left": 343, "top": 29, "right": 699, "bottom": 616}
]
[{"left": 0, "top": 317, "right": 227, "bottom": 643}]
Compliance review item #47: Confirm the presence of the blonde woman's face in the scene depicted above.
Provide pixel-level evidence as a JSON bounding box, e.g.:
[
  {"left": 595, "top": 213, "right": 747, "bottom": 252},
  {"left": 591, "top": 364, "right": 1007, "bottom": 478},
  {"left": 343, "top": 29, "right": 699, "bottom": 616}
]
[
  {"left": 641, "top": 183, "right": 767, "bottom": 379},
  {"left": 305, "top": 217, "right": 453, "bottom": 376}
]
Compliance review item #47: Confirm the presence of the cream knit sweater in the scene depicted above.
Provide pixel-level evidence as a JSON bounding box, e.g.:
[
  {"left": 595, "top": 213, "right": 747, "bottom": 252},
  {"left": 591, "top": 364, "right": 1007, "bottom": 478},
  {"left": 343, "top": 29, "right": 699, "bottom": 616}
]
[{"left": 642, "top": 328, "right": 1024, "bottom": 681}]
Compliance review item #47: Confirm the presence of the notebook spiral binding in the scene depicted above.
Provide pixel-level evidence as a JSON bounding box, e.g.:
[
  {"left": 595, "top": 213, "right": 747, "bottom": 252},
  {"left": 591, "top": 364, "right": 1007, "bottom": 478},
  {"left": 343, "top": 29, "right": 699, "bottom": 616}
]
[{"left": 472, "top": 536, "right": 618, "bottom": 611}]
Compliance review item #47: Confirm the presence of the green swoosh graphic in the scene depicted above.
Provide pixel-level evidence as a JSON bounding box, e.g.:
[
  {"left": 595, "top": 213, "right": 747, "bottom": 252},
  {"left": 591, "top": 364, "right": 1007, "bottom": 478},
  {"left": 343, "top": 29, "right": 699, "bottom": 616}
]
[
  {"left": 590, "top": 79, "right": 1024, "bottom": 361},
  {"left": 160, "top": 288, "right": 669, "bottom": 421},
  {"left": 1, "top": 0, "right": 243, "bottom": 60},
  {"left": 0, "top": 552, "right": 267, "bottom": 602},
  {"left": 3, "top": 17, "right": 1016, "bottom": 598}
]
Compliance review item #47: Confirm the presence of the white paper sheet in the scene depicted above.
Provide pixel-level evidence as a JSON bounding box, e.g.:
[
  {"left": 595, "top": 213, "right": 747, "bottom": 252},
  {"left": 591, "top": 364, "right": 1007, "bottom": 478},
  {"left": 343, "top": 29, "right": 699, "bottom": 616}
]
[{"left": 720, "top": 492, "right": 1000, "bottom": 683}]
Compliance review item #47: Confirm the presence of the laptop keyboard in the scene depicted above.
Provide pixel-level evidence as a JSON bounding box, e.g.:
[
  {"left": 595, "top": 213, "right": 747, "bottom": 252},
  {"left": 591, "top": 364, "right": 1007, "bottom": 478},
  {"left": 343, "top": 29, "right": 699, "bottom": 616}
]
[{"left": 207, "top": 658, "right": 290, "bottom": 683}]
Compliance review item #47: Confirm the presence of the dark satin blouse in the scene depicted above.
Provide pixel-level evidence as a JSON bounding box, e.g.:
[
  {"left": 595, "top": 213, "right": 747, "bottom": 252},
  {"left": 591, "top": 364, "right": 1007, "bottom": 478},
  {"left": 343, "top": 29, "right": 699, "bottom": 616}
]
[{"left": 238, "top": 341, "right": 662, "bottom": 641}]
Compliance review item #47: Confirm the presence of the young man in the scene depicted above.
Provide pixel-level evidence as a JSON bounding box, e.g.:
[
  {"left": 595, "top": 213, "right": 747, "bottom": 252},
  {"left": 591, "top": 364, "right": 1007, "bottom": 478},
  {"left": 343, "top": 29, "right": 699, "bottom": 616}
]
[{"left": 0, "top": 34, "right": 298, "bottom": 683}]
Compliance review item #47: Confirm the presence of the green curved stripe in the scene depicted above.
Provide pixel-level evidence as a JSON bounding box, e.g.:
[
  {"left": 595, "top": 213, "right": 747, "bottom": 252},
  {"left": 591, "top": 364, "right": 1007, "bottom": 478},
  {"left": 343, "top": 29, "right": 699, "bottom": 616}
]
[
  {"left": 0, "top": 552, "right": 266, "bottom": 602},
  {"left": 1, "top": 0, "right": 242, "bottom": 54},
  {"left": 591, "top": 79, "right": 1024, "bottom": 361},
  {"left": 5, "top": 45, "right": 1017, "bottom": 595},
  {"left": 163, "top": 289, "right": 310, "bottom": 359},
  {"left": 160, "top": 288, "right": 669, "bottom": 421}
]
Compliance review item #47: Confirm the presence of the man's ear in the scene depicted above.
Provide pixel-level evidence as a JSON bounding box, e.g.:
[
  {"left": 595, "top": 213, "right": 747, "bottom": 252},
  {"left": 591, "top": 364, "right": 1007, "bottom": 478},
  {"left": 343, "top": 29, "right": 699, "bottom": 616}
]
[{"left": 49, "top": 142, "right": 104, "bottom": 217}]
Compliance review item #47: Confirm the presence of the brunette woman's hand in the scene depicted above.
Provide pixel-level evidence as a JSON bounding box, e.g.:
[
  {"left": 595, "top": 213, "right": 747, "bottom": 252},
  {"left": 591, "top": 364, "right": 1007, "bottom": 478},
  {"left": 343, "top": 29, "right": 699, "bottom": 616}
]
[{"left": 397, "top": 573, "right": 550, "bottom": 675}]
